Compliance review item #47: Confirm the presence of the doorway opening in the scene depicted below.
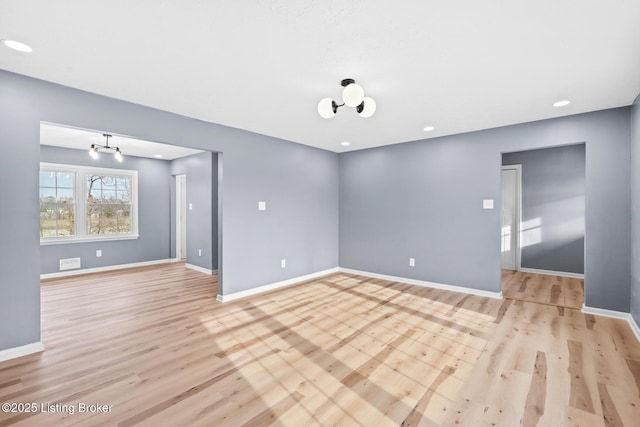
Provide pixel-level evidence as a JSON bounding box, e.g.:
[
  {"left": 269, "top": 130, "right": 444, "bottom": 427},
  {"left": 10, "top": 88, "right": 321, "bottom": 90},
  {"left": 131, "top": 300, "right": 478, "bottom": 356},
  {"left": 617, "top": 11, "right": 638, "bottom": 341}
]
[
  {"left": 39, "top": 122, "right": 222, "bottom": 288},
  {"left": 500, "top": 144, "right": 585, "bottom": 309},
  {"left": 175, "top": 174, "right": 187, "bottom": 260}
]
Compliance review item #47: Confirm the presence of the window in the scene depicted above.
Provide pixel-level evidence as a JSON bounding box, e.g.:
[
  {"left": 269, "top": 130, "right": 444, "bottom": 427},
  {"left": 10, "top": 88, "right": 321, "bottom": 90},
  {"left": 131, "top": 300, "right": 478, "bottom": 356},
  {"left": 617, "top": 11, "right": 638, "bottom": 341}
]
[
  {"left": 40, "top": 163, "right": 138, "bottom": 244},
  {"left": 39, "top": 169, "right": 76, "bottom": 237},
  {"left": 87, "top": 174, "right": 132, "bottom": 235}
]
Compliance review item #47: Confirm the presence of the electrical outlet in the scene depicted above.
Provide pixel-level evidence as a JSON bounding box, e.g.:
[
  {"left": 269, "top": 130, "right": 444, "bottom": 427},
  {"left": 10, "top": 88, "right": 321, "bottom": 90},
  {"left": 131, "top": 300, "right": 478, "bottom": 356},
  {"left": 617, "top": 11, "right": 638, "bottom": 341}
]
[
  {"left": 96, "top": 250, "right": 102, "bottom": 257},
  {"left": 281, "top": 259, "right": 286, "bottom": 268},
  {"left": 409, "top": 258, "right": 415, "bottom": 267},
  {"left": 258, "top": 201, "right": 267, "bottom": 211}
]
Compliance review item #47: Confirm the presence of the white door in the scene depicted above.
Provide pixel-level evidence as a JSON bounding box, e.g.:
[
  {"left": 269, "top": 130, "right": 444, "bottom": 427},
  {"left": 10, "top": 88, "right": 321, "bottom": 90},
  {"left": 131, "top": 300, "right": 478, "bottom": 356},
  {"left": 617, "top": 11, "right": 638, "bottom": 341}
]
[
  {"left": 176, "top": 174, "right": 187, "bottom": 260},
  {"left": 501, "top": 167, "right": 519, "bottom": 270}
]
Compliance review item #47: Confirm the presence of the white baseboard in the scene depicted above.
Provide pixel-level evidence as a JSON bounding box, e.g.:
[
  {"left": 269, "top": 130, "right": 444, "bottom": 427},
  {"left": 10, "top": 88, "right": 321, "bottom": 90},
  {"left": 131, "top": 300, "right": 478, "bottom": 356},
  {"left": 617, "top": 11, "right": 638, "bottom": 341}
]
[
  {"left": 582, "top": 305, "right": 640, "bottom": 343},
  {"left": 0, "top": 342, "right": 44, "bottom": 363},
  {"left": 185, "top": 264, "right": 217, "bottom": 275},
  {"left": 338, "top": 268, "right": 503, "bottom": 300},
  {"left": 629, "top": 315, "right": 640, "bottom": 343},
  {"left": 41, "top": 259, "right": 174, "bottom": 280},
  {"left": 519, "top": 267, "right": 584, "bottom": 279},
  {"left": 217, "top": 267, "right": 340, "bottom": 302}
]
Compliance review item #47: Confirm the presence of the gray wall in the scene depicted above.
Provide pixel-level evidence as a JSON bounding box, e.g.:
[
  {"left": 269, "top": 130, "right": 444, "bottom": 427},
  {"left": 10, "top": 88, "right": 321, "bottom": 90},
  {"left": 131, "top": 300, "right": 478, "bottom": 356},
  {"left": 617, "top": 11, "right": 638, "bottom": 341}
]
[
  {"left": 0, "top": 70, "right": 339, "bottom": 352},
  {"left": 340, "top": 108, "right": 631, "bottom": 311},
  {"left": 502, "top": 144, "right": 585, "bottom": 274},
  {"left": 631, "top": 93, "right": 640, "bottom": 325},
  {"left": 170, "top": 151, "right": 218, "bottom": 271},
  {"left": 39, "top": 145, "right": 172, "bottom": 274}
]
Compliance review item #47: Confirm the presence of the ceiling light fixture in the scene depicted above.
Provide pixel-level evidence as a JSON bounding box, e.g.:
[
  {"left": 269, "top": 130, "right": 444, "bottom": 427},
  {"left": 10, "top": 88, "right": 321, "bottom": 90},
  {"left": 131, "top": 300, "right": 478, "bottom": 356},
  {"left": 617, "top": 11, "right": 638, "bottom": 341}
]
[
  {"left": 341, "top": 141, "right": 351, "bottom": 146},
  {"left": 318, "top": 79, "right": 376, "bottom": 119},
  {"left": 423, "top": 126, "right": 435, "bottom": 132},
  {"left": 1, "top": 39, "right": 32, "bottom": 52},
  {"left": 553, "top": 100, "right": 571, "bottom": 107},
  {"left": 89, "top": 134, "right": 123, "bottom": 162}
]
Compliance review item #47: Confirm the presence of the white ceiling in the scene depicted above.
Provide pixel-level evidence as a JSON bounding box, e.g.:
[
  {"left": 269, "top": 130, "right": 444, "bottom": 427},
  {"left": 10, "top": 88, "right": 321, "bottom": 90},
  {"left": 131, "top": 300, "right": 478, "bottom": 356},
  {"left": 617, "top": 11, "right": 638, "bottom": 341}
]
[
  {"left": 40, "top": 123, "right": 203, "bottom": 161},
  {"left": 2, "top": 1, "right": 640, "bottom": 153}
]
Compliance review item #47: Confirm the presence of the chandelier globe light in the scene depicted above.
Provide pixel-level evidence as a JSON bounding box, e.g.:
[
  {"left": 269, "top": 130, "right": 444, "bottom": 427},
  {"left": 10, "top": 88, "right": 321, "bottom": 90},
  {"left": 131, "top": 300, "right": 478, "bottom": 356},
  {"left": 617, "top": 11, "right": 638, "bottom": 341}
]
[{"left": 318, "top": 79, "right": 376, "bottom": 119}]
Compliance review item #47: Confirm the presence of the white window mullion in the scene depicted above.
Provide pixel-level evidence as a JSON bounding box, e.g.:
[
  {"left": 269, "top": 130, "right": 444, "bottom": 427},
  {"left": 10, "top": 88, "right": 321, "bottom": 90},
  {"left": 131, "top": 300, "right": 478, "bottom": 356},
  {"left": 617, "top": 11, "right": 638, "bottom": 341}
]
[{"left": 76, "top": 171, "right": 86, "bottom": 239}]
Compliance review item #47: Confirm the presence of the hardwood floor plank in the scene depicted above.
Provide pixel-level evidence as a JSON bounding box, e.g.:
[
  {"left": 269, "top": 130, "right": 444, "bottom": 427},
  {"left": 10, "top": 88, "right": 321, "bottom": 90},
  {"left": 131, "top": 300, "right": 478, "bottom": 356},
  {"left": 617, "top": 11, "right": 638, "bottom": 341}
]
[
  {"left": 400, "top": 365, "right": 456, "bottom": 427},
  {"left": 568, "top": 340, "right": 596, "bottom": 413},
  {"left": 117, "top": 348, "right": 281, "bottom": 427},
  {"left": 239, "top": 391, "right": 305, "bottom": 427},
  {"left": 598, "top": 382, "right": 624, "bottom": 427},
  {"left": 625, "top": 358, "right": 640, "bottom": 398},
  {"left": 502, "top": 270, "right": 584, "bottom": 309},
  {"left": 494, "top": 298, "right": 513, "bottom": 324},
  {"left": 523, "top": 351, "right": 547, "bottom": 427}
]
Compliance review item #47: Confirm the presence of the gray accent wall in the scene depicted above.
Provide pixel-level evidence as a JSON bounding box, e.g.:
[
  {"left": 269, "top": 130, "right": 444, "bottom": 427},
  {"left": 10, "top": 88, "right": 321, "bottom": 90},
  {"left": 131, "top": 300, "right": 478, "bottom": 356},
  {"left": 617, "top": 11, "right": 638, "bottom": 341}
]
[
  {"left": 502, "top": 144, "right": 585, "bottom": 274},
  {"left": 0, "top": 70, "right": 339, "bottom": 352},
  {"left": 0, "top": 78, "right": 41, "bottom": 351},
  {"left": 632, "top": 93, "right": 640, "bottom": 326},
  {"left": 170, "top": 151, "right": 218, "bottom": 271},
  {"left": 39, "top": 145, "right": 172, "bottom": 274},
  {"left": 340, "top": 108, "right": 631, "bottom": 311}
]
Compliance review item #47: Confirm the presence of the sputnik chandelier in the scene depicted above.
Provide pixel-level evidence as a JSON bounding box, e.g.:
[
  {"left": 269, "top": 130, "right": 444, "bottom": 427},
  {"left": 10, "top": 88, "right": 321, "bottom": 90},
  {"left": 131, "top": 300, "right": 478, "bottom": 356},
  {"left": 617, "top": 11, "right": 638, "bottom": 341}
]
[
  {"left": 317, "top": 78, "right": 376, "bottom": 119},
  {"left": 89, "top": 133, "right": 123, "bottom": 162}
]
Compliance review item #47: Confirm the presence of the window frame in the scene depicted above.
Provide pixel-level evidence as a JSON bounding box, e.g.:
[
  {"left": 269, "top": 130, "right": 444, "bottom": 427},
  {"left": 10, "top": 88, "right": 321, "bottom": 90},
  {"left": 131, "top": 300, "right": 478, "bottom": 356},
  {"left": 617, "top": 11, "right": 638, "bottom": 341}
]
[{"left": 40, "top": 162, "right": 139, "bottom": 245}]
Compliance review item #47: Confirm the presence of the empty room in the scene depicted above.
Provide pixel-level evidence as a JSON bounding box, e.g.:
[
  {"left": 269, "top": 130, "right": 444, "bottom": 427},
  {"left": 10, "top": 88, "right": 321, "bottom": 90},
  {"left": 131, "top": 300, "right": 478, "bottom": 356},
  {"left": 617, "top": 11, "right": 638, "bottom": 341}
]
[{"left": 1, "top": 2, "right": 640, "bottom": 426}]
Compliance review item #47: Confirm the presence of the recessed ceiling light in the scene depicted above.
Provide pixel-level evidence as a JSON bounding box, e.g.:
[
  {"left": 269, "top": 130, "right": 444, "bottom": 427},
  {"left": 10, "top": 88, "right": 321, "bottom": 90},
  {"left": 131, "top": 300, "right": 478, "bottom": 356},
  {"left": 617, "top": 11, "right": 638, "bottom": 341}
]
[
  {"left": 553, "top": 100, "right": 571, "bottom": 107},
  {"left": 341, "top": 141, "right": 351, "bottom": 146},
  {"left": 1, "top": 39, "right": 32, "bottom": 53},
  {"left": 154, "top": 154, "right": 163, "bottom": 158},
  {"left": 423, "top": 126, "right": 435, "bottom": 132}
]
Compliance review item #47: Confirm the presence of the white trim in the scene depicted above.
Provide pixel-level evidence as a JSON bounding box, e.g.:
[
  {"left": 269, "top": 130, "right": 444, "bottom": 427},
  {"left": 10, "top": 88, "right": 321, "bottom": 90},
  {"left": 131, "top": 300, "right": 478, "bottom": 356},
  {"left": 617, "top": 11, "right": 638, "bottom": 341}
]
[
  {"left": 40, "top": 235, "right": 139, "bottom": 245},
  {"left": 501, "top": 164, "right": 522, "bottom": 270},
  {"left": 217, "top": 267, "right": 340, "bottom": 302},
  {"left": 519, "top": 267, "right": 584, "bottom": 279},
  {"left": 582, "top": 305, "right": 640, "bottom": 343},
  {"left": 629, "top": 315, "right": 640, "bottom": 343},
  {"left": 40, "top": 259, "right": 173, "bottom": 279},
  {"left": 338, "top": 268, "right": 503, "bottom": 300},
  {"left": 185, "top": 264, "right": 216, "bottom": 275},
  {"left": 581, "top": 305, "right": 631, "bottom": 320},
  {"left": 0, "top": 342, "right": 44, "bottom": 363},
  {"left": 175, "top": 174, "right": 187, "bottom": 260}
]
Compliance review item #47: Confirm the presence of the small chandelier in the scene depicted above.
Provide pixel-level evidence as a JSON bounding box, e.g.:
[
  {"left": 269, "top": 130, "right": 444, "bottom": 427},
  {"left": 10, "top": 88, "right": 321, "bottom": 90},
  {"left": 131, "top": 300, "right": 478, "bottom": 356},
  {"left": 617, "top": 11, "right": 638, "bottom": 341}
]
[
  {"left": 318, "top": 78, "right": 376, "bottom": 119},
  {"left": 89, "top": 133, "right": 123, "bottom": 162}
]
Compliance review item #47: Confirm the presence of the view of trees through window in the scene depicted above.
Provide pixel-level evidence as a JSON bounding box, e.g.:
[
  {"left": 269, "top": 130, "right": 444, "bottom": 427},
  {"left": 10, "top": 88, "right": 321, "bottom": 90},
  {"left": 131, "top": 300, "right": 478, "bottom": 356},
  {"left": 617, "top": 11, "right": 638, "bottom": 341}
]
[
  {"left": 40, "top": 165, "right": 136, "bottom": 240},
  {"left": 87, "top": 175, "right": 131, "bottom": 234},
  {"left": 39, "top": 171, "right": 75, "bottom": 237}
]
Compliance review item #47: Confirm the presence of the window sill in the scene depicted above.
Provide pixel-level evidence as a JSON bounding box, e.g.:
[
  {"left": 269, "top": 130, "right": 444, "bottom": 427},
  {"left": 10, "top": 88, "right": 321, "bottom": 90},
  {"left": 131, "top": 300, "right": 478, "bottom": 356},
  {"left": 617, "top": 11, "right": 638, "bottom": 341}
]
[{"left": 40, "top": 235, "right": 139, "bottom": 245}]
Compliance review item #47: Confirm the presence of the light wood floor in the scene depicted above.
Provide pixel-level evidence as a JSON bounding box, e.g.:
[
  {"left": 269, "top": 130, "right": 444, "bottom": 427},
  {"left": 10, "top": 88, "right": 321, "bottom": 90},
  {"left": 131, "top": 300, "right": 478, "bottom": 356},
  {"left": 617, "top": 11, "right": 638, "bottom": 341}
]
[
  {"left": 1, "top": 264, "right": 639, "bottom": 426},
  {"left": 502, "top": 270, "right": 584, "bottom": 309}
]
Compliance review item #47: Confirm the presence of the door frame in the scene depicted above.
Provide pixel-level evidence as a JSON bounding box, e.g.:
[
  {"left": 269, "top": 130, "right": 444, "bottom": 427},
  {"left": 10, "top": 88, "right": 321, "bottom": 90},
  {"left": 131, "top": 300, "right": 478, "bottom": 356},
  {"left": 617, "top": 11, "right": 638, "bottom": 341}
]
[
  {"left": 175, "top": 174, "right": 187, "bottom": 260},
  {"left": 501, "top": 164, "right": 522, "bottom": 271}
]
